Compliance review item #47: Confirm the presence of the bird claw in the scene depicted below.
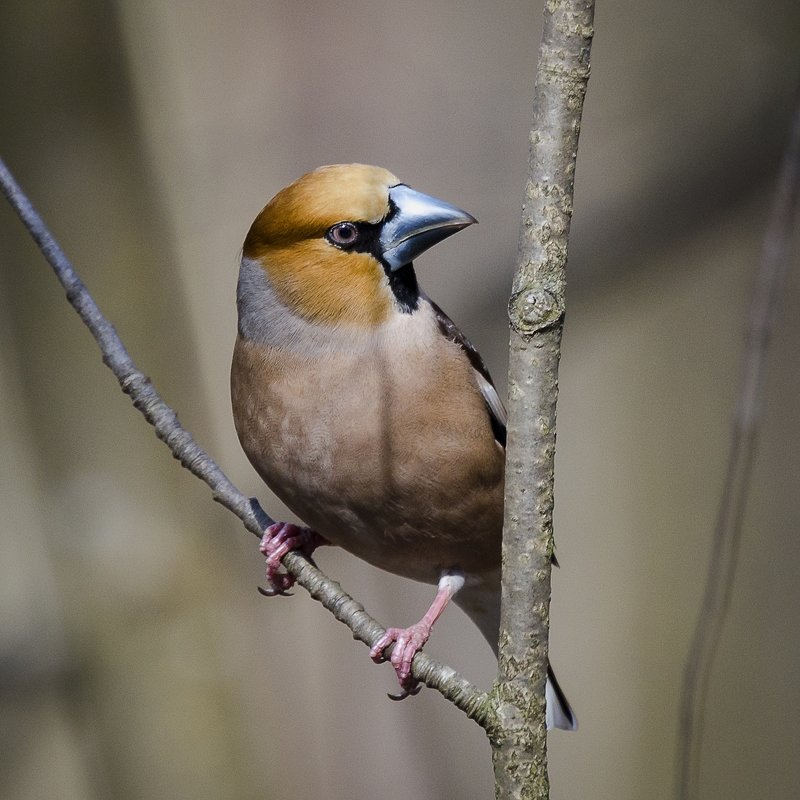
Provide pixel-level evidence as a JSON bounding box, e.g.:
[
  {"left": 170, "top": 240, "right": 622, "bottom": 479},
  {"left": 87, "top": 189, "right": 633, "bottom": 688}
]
[
  {"left": 258, "top": 522, "right": 326, "bottom": 595},
  {"left": 257, "top": 584, "right": 293, "bottom": 598},
  {"left": 387, "top": 683, "right": 422, "bottom": 702}
]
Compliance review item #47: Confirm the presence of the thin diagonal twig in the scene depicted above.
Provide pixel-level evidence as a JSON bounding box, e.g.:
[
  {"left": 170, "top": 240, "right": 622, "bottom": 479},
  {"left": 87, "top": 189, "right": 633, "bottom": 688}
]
[
  {"left": 0, "top": 156, "right": 492, "bottom": 728},
  {"left": 677, "top": 89, "right": 800, "bottom": 800}
]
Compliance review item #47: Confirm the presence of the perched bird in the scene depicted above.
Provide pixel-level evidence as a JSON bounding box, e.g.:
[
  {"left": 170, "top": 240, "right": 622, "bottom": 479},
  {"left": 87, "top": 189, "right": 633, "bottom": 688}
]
[{"left": 231, "top": 164, "right": 576, "bottom": 730}]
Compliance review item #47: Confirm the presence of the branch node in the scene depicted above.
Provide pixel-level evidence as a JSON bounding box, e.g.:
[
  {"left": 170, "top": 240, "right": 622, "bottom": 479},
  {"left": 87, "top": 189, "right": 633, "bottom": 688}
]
[
  {"left": 508, "top": 287, "right": 565, "bottom": 339},
  {"left": 118, "top": 370, "right": 149, "bottom": 396}
]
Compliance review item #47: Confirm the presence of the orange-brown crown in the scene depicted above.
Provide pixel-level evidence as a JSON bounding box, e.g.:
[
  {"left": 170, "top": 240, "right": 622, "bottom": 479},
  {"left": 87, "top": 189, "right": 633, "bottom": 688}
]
[{"left": 244, "top": 164, "right": 398, "bottom": 254}]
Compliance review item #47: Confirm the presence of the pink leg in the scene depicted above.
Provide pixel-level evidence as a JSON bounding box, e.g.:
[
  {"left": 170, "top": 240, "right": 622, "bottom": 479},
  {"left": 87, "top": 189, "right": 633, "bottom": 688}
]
[
  {"left": 369, "top": 571, "right": 465, "bottom": 699},
  {"left": 258, "top": 523, "right": 328, "bottom": 596}
]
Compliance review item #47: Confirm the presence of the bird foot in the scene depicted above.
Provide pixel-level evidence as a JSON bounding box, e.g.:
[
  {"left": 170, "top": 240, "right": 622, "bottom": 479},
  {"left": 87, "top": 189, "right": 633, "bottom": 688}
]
[
  {"left": 368, "top": 572, "right": 464, "bottom": 700},
  {"left": 369, "top": 621, "right": 433, "bottom": 699},
  {"left": 258, "top": 522, "right": 326, "bottom": 596}
]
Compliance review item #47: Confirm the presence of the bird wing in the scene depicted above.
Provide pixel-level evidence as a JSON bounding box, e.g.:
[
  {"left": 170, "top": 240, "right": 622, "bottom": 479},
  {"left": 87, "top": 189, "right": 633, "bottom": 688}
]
[
  {"left": 427, "top": 297, "right": 561, "bottom": 568},
  {"left": 426, "top": 297, "right": 507, "bottom": 448}
]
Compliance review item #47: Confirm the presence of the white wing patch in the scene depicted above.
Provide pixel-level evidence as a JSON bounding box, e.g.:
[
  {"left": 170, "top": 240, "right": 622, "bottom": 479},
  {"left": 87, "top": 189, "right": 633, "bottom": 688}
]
[{"left": 475, "top": 370, "right": 507, "bottom": 432}]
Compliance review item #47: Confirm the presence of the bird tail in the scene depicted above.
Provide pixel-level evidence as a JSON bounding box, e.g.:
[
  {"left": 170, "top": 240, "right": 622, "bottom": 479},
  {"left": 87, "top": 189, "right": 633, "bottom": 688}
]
[{"left": 454, "top": 584, "right": 577, "bottom": 731}]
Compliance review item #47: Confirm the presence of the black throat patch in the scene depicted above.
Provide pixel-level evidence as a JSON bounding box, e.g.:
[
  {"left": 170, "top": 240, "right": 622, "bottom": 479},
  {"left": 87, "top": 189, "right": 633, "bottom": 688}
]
[{"left": 385, "top": 263, "right": 420, "bottom": 314}]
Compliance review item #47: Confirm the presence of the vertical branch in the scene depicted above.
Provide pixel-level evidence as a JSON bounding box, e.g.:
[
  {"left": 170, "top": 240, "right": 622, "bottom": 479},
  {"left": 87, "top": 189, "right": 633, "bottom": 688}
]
[
  {"left": 676, "top": 89, "right": 800, "bottom": 800},
  {"left": 492, "top": 2, "right": 594, "bottom": 799}
]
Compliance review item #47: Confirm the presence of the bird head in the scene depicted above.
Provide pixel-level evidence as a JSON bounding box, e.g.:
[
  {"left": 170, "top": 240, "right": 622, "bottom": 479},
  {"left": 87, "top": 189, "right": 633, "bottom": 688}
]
[{"left": 242, "top": 164, "right": 476, "bottom": 327}]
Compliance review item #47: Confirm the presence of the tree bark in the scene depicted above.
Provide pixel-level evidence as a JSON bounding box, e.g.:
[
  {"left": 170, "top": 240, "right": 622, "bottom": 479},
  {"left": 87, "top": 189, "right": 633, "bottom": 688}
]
[{"left": 492, "top": 2, "right": 594, "bottom": 798}]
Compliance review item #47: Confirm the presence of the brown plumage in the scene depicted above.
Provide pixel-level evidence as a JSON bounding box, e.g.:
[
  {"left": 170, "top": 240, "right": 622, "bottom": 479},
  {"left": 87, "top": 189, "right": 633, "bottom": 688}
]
[{"left": 231, "top": 164, "right": 575, "bottom": 729}]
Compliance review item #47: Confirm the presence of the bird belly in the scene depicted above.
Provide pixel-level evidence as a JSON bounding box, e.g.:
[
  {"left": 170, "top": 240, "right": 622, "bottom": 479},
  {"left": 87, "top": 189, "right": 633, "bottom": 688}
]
[{"left": 231, "top": 336, "right": 504, "bottom": 585}]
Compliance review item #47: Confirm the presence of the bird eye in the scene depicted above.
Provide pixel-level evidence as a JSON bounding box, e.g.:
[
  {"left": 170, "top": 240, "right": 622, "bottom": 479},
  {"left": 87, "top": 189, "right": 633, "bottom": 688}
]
[{"left": 327, "top": 222, "right": 360, "bottom": 248}]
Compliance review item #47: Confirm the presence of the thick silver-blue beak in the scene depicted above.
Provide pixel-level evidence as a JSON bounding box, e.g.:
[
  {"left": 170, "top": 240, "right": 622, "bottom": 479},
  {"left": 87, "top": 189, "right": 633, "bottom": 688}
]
[{"left": 380, "top": 184, "right": 477, "bottom": 271}]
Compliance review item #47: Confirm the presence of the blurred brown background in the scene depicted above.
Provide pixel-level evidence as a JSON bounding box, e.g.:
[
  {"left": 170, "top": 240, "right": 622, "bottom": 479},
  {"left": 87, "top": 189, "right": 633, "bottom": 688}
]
[{"left": 1, "top": 2, "right": 799, "bottom": 798}]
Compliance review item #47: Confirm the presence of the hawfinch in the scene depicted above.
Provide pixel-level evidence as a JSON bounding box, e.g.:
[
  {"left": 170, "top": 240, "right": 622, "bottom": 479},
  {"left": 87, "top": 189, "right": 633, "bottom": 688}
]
[{"left": 231, "top": 164, "right": 576, "bottom": 730}]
